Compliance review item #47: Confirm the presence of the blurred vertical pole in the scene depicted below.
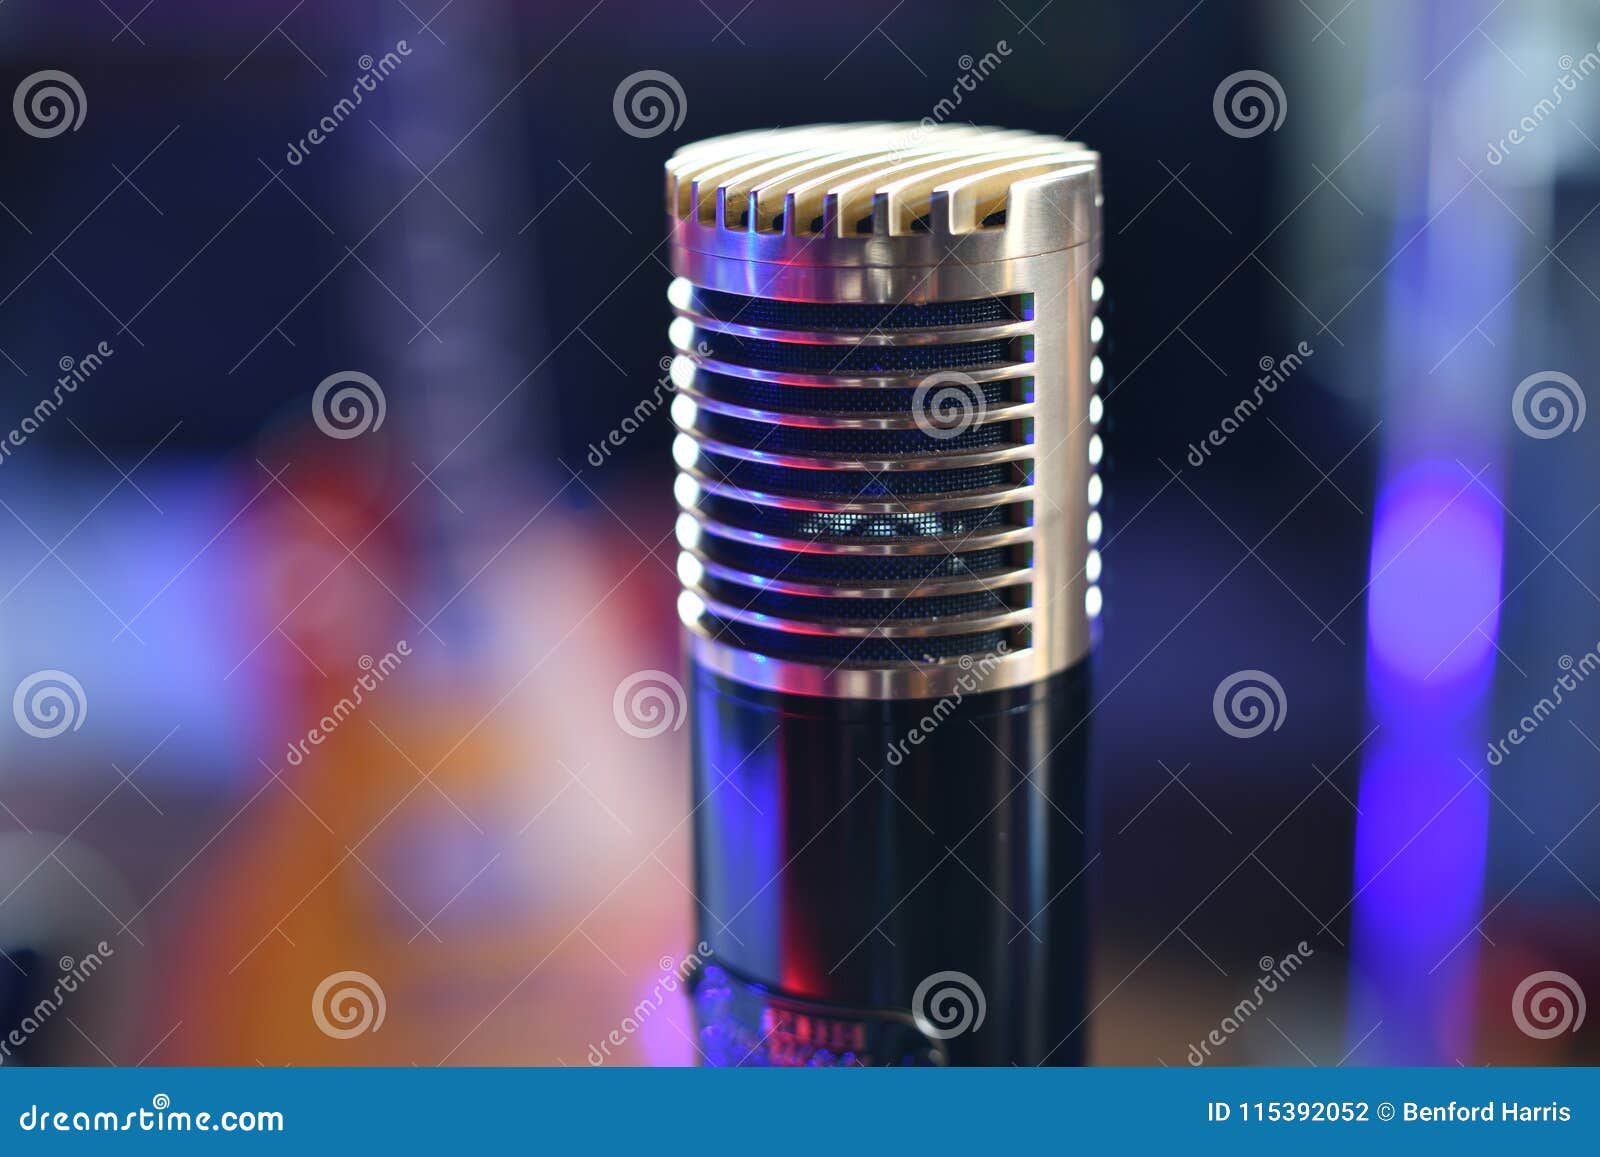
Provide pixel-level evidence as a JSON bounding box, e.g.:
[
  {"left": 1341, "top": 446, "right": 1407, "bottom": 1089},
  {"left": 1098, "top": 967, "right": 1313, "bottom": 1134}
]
[
  {"left": 1345, "top": 0, "right": 1520, "bottom": 1063},
  {"left": 374, "top": 0, "right": 544, "bottom": 648}
]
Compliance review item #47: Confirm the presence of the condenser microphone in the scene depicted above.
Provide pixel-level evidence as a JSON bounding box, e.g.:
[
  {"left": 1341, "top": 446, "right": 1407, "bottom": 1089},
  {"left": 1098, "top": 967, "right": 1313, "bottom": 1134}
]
[{"left": 664, "top": 123, "right": 1103, "bottom": 1066}]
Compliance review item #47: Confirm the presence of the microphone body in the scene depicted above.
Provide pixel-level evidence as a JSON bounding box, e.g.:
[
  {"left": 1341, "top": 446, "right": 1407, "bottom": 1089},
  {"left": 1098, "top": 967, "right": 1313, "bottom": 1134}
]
[{"left": 664, "top": 125, "right": 1103, "bottom": 1065}]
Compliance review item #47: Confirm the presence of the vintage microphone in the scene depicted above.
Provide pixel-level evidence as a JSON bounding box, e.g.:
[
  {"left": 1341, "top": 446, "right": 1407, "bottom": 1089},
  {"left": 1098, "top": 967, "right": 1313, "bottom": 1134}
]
[{"left": 664, "top": 123, "right": 1103, "bottom": 1065}]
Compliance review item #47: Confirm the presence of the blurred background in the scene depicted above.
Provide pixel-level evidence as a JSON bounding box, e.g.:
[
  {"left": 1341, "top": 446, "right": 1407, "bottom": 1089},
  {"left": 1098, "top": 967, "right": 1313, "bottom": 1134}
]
[{"left": 0, "top": 0, "right": 1595, "bottom": 1066}]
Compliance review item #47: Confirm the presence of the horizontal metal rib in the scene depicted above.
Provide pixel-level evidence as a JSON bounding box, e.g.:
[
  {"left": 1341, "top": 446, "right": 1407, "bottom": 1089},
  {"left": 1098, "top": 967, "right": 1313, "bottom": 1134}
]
[
  {"left": 687, "top": 584, "right": 1032, "bottom": 638},
  {"left": 678, "top": 502, "right": 1033, "bottom": 556},
  {"left": 673, "top": 426, "right": 1034, "bottom": 472},
  {"left": 670, "top": 352, "right": 1033, "bottom": 392},
  {"left": 682, "top": 463, "right": 1033, "bottom": 514},
  {"left": 675, "top": 383, "right": 1034, "bottom": 431},
  {"left": 684, "top": 546, "right": 1032, "bottom": 599},
  {"left": 672, "top": 308, "right": 1034, "bottom": 346}
]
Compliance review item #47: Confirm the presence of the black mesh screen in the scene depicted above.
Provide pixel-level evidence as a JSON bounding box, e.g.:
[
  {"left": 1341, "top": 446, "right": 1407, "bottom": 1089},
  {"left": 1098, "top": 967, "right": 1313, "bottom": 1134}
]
[
  {"left": 701, "top": 455, "right": 1011, "bottom": 498},
  {"left": 703, "top": 333, "right": 1012, "bottom": 374},
  {"left": 675, "top": 283, "right": 1037, "bottom": 670},
  {"left": 696, "top": 373, "right": 1016, "bottom": 415},
  {"left": 703, "top": 540, "right": 1012, "bottom": 584},
  {"left": 695, "top": 290, "right": 1020, "bottom": 330},
  {"left": 700, "top": 495, "right": 1005, "bottom": 540},
  {"left": 700, "top": 413, "right": 1011, "bottom": 456}
]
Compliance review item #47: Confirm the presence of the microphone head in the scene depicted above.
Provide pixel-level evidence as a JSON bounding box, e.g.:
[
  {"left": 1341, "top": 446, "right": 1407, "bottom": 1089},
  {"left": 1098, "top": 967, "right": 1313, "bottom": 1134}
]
[{"left": 666, "top": 123, "right": 1103, "bottom": 699}]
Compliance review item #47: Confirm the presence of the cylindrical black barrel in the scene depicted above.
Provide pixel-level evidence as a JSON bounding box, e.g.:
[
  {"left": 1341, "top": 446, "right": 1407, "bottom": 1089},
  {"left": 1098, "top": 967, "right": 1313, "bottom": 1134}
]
[{"left": 688, "top": 660, "right": 1091, "bottom": 1066}]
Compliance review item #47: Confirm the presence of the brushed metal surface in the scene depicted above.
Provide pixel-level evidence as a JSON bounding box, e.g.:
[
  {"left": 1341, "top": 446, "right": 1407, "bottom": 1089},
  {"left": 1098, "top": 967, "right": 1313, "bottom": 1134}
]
[{"left": 666, "top": 123, "right": 1103, "bottom": 699}]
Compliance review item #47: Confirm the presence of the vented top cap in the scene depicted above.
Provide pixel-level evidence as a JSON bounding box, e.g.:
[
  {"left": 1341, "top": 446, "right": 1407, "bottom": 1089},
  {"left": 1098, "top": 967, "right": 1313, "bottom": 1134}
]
[{"left": 665, "top": 122, "right": 1100, "bottom": 266}]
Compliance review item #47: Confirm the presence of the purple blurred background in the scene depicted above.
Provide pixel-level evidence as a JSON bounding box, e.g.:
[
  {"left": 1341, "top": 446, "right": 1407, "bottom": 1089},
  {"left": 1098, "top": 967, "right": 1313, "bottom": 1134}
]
[{"left": 0, "top": 0, "right": 1595, "bottom": 1066}]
